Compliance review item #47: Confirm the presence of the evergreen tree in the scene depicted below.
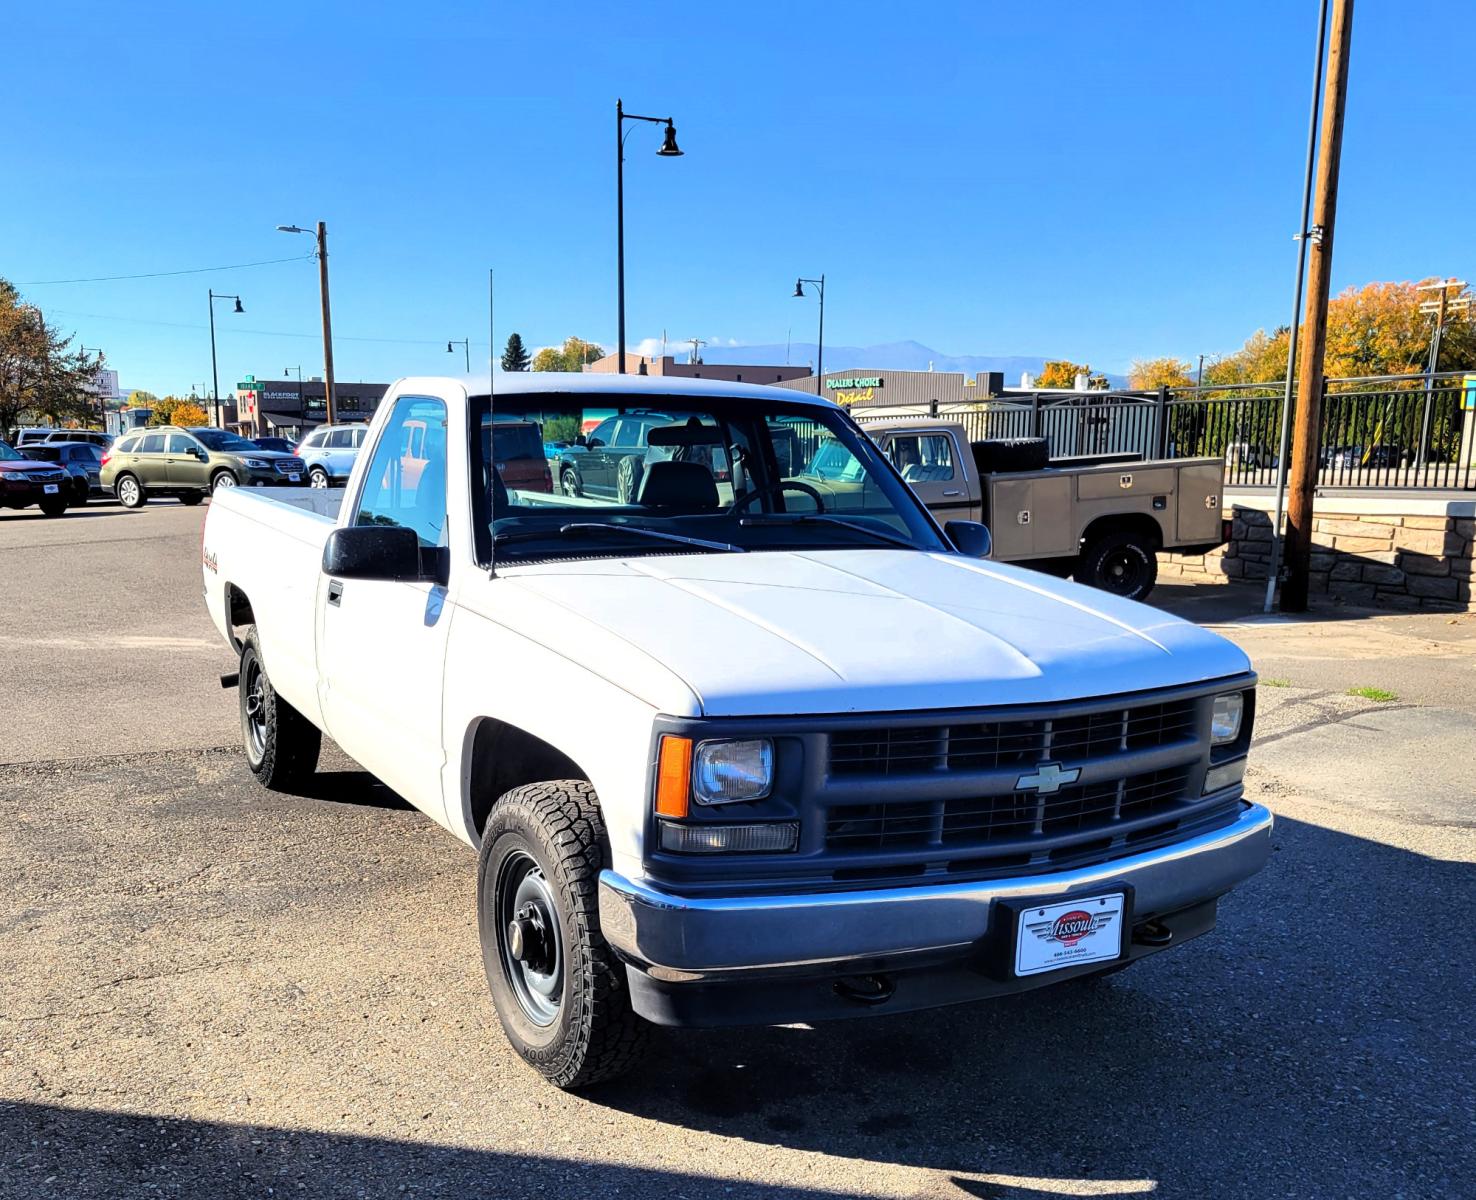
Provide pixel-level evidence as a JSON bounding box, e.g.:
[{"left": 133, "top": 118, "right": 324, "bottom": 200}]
[{"left": 501, "top": 332, "right": 531, "bottom": 372}]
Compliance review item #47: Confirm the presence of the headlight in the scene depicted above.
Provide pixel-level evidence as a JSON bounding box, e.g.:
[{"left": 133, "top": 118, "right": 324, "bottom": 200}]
[
  {"left": 243, "top": 458, "right": 273, "bottom": 469},
  {"left": 7, "top": 472, "right": 31, "bottom": 481},
  {"left": 1211, "top": 692, "right": 1244, "bottom": 744},
  {"left": 693, "top": 738, "right": 774, "bottom": 806}
]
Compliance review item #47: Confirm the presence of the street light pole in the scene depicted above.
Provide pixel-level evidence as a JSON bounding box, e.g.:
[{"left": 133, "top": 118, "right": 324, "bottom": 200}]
[
  {"left": 794, "top": 276, "right": 826, "bottom": 397},
  {"left": 447, "top": 339, "right": 470, "bottom": 372},
  {"left": 207, "top": 290, "right": 243, "bottom": 428},
  {"left": 277, "top": 222, "right": 337, "bottom": 424},
  {"left": 615, "top": 99, "right": 683, "bottom": 374}
]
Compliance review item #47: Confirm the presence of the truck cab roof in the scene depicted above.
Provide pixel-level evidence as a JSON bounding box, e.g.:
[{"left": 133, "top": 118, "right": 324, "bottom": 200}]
[{"left": 422, "top": 371, "right": 842, "bottom": 410}]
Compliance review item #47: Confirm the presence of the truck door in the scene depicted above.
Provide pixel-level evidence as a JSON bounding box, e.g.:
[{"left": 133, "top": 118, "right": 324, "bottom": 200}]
[
  {"left": 317, "top": 393, "right": 455, "bottom": 818},
  {"left": 881, "top": 429, "right": 972, "bottom": 522}
]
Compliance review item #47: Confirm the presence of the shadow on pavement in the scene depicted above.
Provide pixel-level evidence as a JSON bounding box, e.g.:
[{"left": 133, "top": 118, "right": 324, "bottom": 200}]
[
  {"left": 585, "top": 814, "right": 1472, "bottom": 1197},
  {"left": 0, "top": 1102, "right": 857, "bottom": 1199},
  {"left": 285, "top": 768, "right": 413, "bottom": 812}
]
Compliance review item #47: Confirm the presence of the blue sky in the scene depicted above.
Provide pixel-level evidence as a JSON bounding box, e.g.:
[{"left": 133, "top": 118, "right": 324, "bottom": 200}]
[{"left": 5, "top": 0, "right": 1474, "bottom": 395}]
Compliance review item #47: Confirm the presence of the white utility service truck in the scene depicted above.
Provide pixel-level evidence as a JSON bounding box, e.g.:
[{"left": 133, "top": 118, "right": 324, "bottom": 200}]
[{"left": 202, "top": 373, "right": 1271, "bottom": 1088}]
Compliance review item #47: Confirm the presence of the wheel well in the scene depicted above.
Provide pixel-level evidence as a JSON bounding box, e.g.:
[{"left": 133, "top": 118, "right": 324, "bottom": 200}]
[
  {"left": 467, "top": 718, "right": 590, "bottom": 838},
  {"left": 224, "top": 584, "right": 255, "bottom": 652},
  {"left": 1080, "top": 512, "right": 1165, "bottom": 552}
]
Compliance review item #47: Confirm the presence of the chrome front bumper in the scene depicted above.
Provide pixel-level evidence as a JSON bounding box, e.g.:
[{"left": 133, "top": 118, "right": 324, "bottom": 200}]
[{"left": 599, "top": 802, "right": 1273, "bottom": 982}]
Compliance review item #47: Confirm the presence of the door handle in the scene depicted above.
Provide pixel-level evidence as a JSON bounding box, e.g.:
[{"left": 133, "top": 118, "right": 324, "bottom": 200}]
[
  {"left": 943, "top": 489, "right": 962, "bottom": 497},
  {"left": 327, "top": 580, "right": 343, "bottom": 607}
]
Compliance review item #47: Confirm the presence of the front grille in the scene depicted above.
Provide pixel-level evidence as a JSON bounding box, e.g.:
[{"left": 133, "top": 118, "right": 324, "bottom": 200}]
[
  {"left": 274, "top": 459, "right": 306, "bottom": 474},
  {"left": 827, "top": 767, "right": 1192, "bottom": 852},
  {"left": 830, "top": 699, "right": 1198, "bottom": 776}
]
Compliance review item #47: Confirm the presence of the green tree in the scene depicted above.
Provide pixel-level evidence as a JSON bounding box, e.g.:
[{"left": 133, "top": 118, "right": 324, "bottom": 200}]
[
  {"left": 147, "top": 395, "right": 204, "bottom": 426},
  {"left": 501, "top": 332, "right": 531, "bottom": 372},
  {"left": 127, "top": 390, "right": 160, "bottom": 408},
  {"left": 0, "top": 277, "right": 102, "bottom": 435}
]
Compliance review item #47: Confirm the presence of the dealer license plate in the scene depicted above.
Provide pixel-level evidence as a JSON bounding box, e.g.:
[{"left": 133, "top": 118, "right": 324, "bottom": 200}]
[
  {"left": 1014, "top": 892, "right": 1126, "bottom": 977},
  {"left": 288, "top": 473, "right": 300, "bottom": 482},
  {"left": 43, "top": 483, "right": 59, "bottom": 494}
]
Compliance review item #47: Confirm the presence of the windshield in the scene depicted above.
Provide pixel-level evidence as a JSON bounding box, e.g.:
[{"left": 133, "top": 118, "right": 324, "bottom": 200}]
[
  {"left": 471, "top": 394, "right": 946, "bottom": 563},
  {"left": 190, "top": 428, "right": 258, "bottom": 452},
  {"left": 0, "top": 441, "right": 21, "bottom": 461}
]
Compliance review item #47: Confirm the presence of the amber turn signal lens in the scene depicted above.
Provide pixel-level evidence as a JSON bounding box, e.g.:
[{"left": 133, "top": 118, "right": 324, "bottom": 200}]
[{"left": 655, "top": 735, "right": 693, "bottom": 818}]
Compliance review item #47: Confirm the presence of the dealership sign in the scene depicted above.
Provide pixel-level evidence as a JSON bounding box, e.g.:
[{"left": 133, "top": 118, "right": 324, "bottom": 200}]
[{"left": 826, "top": 376, "right": 883, "bottom": 390}]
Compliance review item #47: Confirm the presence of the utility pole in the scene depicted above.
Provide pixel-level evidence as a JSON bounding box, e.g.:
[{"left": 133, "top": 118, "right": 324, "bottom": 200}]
[
  {"left": 1281, "top": 0, "right": 1354, "bottom": 613},
  {"left": 316, "top": 222, "right": 337, "bottom": 425}
]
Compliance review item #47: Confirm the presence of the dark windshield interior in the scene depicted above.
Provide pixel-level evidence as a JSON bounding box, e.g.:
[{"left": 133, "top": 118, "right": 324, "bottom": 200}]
[
  {"left": 190, "top": 428, "right": 257, "bottom": 452},
  {"left": 470, "top": 394, "right": 945, "bottom": 564},
  {"left": 0, "top": 441, "right": 22, "bottom": 461}
]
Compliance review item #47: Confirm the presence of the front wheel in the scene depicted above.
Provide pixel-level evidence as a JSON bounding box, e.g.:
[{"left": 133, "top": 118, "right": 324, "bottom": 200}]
[
  {"left": 1078, "top": 530, "right": 1159, "bottom": 601},
  {"left": 308, "top": 467, "right": 330, "bottom": 489},
  {"left": 239, "top": 628, "right": 321, "bottom": 789},
  {"left": 211, "top": 470, "right": 238, "bottom": 493},
  {"left": 478, "top": 781, "right": 647, "bottom": 1088},
  {"left": 559, "top": 467, "right": 581, "bottom": 498},
  {"left": 39, "top": 496, "right": 68, "bottom": 517}
]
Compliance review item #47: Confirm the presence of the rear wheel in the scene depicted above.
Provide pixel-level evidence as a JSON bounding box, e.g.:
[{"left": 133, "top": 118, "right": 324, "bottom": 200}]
[
  {"left": 239, "top": 628, "right": 321, "bottom": 789},
  {"left": 478, "top": 781, "right": 647, "bottom": 1088},
  {"left": 115, "top": 474, "right": 146, "bottom": 508},
  {"left": 1078, "top": 530, "right": 1159, "bottom": 601}
]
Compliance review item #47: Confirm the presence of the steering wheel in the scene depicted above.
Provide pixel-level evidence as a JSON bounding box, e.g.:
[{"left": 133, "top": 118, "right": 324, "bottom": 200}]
[{"left": 727, "top": 480, "right": 826, "bottom": 515}]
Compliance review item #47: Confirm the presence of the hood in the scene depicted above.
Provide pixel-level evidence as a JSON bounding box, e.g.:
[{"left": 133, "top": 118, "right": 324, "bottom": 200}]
[
  {"left": 487, "top": 550, "right": 1251, "bottom": 718},
  {"left": 0, "top": 459, "right": 66, "bottom": 475}
]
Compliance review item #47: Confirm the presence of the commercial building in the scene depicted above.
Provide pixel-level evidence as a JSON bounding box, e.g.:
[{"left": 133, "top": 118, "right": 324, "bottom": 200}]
[
  {"left": 585, "top": 352, "right": 811, "bottom": 386},
  {"left": 231, "top": 377, "right": 389, "bottom": 438},
  {"left": 773, "top": 368, "right": 1004, "bottom": 410}
]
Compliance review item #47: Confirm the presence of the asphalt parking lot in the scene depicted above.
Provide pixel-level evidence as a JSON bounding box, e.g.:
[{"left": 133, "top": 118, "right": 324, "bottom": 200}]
[{"left": 2, "top": 501, "right": 1474, "bottom": 1199}]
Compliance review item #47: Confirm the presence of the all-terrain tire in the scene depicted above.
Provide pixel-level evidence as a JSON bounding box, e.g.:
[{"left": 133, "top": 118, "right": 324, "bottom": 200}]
[
  {"left": 238, "top": 627, "right": 321, "bottom": 789},
  {"left": 1077, "top": 530, "right": 1159, "bottom": 601},
  {"left": 478, "top": 781, "right": 647, "bottom": 1088}
]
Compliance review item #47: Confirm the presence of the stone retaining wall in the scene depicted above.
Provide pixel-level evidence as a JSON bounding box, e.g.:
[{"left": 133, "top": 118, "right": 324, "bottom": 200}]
[{"left": 1161, "top": 505, "right": 1475, "bottom": 612}]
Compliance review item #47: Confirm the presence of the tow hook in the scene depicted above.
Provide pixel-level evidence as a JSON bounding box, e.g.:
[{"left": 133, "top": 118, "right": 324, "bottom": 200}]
[
  {"left": 1133, "top": 919, "right": 1173, "bottom": 947},
  {"left": 834, "top": 974, "right": 895, "bottom": 1005}
]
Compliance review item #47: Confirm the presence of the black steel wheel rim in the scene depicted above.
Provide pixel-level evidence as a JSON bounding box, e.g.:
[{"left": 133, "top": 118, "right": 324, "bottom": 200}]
[
  {"left": 242, "top": 656, "right": 267, "bottom": 760},
  {"left": 496, "top": 849, "right": 564, "bottom": 1027},
  {"left": 1100, "top": 547, "right": 1146, "bottom": 595}
]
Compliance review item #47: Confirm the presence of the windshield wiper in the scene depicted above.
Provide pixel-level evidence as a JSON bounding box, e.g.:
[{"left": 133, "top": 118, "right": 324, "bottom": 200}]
[
  {"left": 739, "top": 513, "right": 920, "bottom": 550},
  {"left": 495, "top": 522, "right": 745, "bottom": 553}
]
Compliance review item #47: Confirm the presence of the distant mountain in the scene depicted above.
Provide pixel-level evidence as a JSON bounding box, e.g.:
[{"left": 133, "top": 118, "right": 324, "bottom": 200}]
[{"left": 697, "top": 340, "right": 1127, "bottom": 388}]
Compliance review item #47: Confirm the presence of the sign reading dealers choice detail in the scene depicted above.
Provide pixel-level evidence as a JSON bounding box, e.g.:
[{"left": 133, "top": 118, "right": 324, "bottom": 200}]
[{"left": 1015, "top": 893, "right": 1126, "bottom": 976}]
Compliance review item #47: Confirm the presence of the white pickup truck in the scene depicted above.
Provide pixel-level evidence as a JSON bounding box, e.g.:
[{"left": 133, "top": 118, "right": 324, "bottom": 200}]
[{"left": 202, "top": 373, "right": 1271, "bottom": 1089}]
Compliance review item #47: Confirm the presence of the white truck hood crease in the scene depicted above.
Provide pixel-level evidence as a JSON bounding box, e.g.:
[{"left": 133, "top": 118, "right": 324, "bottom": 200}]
[{"left": 489, "top": 550, "right": 1251, "bottom": 717}]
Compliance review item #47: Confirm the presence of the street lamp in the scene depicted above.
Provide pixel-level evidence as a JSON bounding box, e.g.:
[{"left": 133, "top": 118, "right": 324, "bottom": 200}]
[
  {"left": 793, "top": 275, "right": 826, "bottom": 397},
  {"left": 277, "top": 222, "right": 337, "bottom": 424},
  {"left": 447, "top": 338, "right": 470, "bottom": 372},
  {"left": 285, "top": 365, "right": 304, "bottom": 431},
  {"left": 616, "top": 99, "right": 683, "bottom": 374},
  {"left": 80, "top": 346, "right": 105, "bottom": 429},
  {"left": 207, "top": 291, "right": 244, "bottom": 428}
]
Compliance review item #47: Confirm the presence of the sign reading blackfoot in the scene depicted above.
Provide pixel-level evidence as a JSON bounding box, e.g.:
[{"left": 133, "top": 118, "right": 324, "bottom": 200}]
[{"left": 1015, "top": 893, "right": 1126, "bottom": 976}]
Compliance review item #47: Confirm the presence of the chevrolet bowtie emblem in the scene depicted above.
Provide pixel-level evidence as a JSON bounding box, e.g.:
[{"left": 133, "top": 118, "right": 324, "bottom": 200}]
[{"left": 1016, "top": 761, "right": 1081, "bottom": 795}]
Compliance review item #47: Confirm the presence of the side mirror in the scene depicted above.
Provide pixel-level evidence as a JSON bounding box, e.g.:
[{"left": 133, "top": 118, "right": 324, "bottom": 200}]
[
  {"left": 322, "top": 525, "right": 427, "bottom": 582},
  {"left": 574, "top": 434, "right": 588, "bottom": 447},
  {"left": 194, "top": 448, "right": 209, "bottom": 460},
  {"left": 945, "top": 520, "right": 992, "bottom": 559},
  {"left": 585, "top": 437, "right": 604, "bottom": 449}
]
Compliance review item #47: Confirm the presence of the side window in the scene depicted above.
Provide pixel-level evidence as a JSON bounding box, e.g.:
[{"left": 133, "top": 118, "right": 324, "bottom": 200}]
[
  {"left": 887, "top": 434, "right": 955, "bottom": 482},
  {"left": 612, "top": 419, "right": 643, "bottom": 448},
  {"left": 137, "top": 433, "right": 166, "bottom": 454},
  {"left": 354, "top": 427, "right": 367, "bottom": 447},
  {"left": 324, "top": 429, "right": 348, "bottom": 449},
  {"left": 116, "top": 437, "right": 137, "bottom": 454},
  {"left": 301, "top": 429, "right": 323, "bottom": 449},
  {"left": 588, "top": 418, "right": 617, "bottom": 446},
  {"left": 355, "top": 397, "right": 448, "bottom": 549},
  {"left": 165, "top": 433, "right": 197, "bottom": 454}
]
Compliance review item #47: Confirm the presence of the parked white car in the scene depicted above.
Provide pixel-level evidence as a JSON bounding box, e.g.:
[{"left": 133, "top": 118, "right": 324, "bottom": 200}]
[
  {"left": 202, "top": 373, "right": 1271, "bottom": 1088},
  {"left": 296, "top": 422, "right": 367, "bottom": 487}
]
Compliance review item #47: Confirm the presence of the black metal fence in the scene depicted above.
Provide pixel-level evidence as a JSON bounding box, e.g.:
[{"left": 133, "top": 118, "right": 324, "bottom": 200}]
[{"left": 851, "top": 371, "right": 1476, "bottom": 491}]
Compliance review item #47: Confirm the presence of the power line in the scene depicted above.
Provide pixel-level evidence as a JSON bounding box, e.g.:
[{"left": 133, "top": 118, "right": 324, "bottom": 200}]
[
  {"left": 17, "top": 254, "right": 314, "bottom": 286},
  {"left": 47, "top": 307, "right": 480, "bottom": 348}
]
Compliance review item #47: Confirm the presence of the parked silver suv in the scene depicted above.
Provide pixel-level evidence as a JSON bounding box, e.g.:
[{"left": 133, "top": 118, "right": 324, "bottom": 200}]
[{"left": 296, "top": 423, "right": 367, "bottom": 488}]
